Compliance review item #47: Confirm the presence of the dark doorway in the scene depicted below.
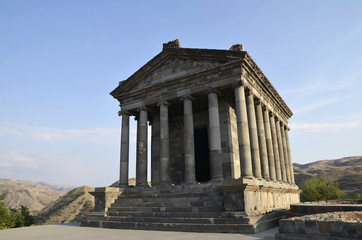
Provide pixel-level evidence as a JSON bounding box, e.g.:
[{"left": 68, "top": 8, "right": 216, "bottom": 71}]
[{"left": 194, "top": 127, "right": 211, "bottom": 182}]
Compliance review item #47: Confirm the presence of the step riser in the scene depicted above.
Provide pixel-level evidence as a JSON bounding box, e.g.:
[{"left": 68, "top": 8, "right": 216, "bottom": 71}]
[
  {"left": 108, "top": 206, "right": 225, "bottom": 213},
  {"left": 112, "top": 201, "right": 223, "bottom": 208},
  {"left": 81, "top": 220, "right": 256, "bottom": 234},
  {"left": 114, "top": 196, "right": 224, "bottom": 203},
  {"left": 107, "top": 216, "right": 250, "bottom": 224},
  {"left": 118, "top": 192, "right": 222, "bottom": 199},
  {"left": 107, "top": 211, "right": 226, "bottom": 218}
]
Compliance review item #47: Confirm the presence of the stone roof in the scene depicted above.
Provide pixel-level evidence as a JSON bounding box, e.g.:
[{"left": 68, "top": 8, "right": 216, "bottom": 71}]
[{"left": 110, "top": 41, "right": 293, "bottom": 119}]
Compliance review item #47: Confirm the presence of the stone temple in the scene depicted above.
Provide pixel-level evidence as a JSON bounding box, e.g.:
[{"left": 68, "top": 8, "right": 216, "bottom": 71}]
[{"left": 82, "top": 40, "right": 300, "bottom": 233}]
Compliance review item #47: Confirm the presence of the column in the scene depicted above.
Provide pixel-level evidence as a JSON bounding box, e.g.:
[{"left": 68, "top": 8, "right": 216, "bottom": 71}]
[
  {"left": 234, "top": 85, "right": 253, "bottom": 178},
  {"left": 246, "top": 91, "right": 262, "bottom": 179},
  {"left": 119, "top": 111, "right": 130, "bottom": 186},
  {"left": 281, "top": 125, "right": 292, "bottom": 183},
  {"left": 255, "top": 100, "right": 270, "bottom": 180},
  {"left": 208, "top": 91, "right": 223, "bottom": 180},
  {"left": 151, "top": 114, "right": 160, "bottom": 186},
  {"left": 159, "top": 101, "right": 170, "bottom": 183},
  {"left": 276, "top": 119, "right": 287, "bottom": 182},
  {"left": 263, "top": 108, "right": 276, "bottom": 181},
  {"left": 270, "top": 114, "right": 282, "bottom": 181},
  {"left": 136, "top": 107, "right": 148, "bottom": 186},
  {"left": 285, "top": 128, "right": 295, "bottom": 184},
  {"left": 183, "top": 96, "right": 196, "bottom": 183}
]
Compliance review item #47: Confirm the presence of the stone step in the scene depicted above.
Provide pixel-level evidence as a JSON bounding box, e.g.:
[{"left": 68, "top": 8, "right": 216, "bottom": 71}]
[
  {"left": 107, "top": 216, "right": 251, "bottom": 224},
  {"left": 107, "top": 211, "right": 231, "bottom": 218},
  {"left": 111, "top": 199, "right": 223, "bottom": 208},
  {"left": 118, "top": 191, "right": 222, "bottom": 199},
  {"left": 115, "top": 195, "right": 224, "bottom": 203},
  {"left": 108, "top": 206, "right": 225, "bottom": 213},
  {"left": 81, "top": 220, "right": 257, "bottom": 233}
]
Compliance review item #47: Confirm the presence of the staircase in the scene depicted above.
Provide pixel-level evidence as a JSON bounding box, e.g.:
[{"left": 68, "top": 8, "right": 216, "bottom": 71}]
[{"left": 81, "top": 183, "right": 284, "bottom": 233}]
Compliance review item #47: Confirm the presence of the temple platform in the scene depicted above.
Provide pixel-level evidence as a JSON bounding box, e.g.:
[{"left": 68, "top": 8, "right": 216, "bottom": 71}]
[{"left": 82, "top": 180, "right": 299, "bottom": 233}]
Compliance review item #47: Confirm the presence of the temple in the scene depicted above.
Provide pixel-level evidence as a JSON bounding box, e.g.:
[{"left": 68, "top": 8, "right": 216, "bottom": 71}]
[{"left": 82, "top": 40, "right": 300, "bottom": 233}]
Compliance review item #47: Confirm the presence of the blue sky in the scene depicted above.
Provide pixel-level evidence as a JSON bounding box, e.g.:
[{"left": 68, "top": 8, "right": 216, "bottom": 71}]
[{"left": 0, "top": 0, "right": 361, "bottom": 187}]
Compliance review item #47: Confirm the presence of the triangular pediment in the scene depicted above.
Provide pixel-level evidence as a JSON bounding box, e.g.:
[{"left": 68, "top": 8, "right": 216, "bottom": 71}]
[{"left": 110, "top": 48, "right": 245, "bottom": 98}]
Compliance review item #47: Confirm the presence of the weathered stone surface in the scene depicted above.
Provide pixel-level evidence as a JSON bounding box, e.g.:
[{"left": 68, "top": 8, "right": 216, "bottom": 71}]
[
  {"left": 84, "top": 40, "right": 300, "bottom": 233},
  {"left": 277, "top": 211, "right": 362, "bottom": 240},
  {"left": 90, "top": 187, "right": 121, "bottom": 213}
]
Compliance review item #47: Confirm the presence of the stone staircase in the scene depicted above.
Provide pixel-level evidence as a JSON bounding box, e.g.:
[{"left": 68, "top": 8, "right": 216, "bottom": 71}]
[{"left": 81, "top": 183, "right": 284, "bottom": 233}]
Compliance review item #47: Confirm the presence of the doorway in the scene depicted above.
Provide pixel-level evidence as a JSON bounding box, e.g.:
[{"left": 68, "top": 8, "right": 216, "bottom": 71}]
[{"left": 194, "top": 127, "right": 211, "bottom": 182}]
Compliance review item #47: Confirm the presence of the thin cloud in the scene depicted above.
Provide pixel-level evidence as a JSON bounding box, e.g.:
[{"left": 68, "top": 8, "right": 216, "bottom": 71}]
[
  {"left": 290, "top": 121, "right": 360, "bottom": 133},
  {"left": 0, "top": 152, "right": 39, "bottom": 169},
  {"left": 0, "top": 121, "right": 119, "bottom": 145},
  {"left": 292, "top": 93, "right": 361, "bottom": 114}
]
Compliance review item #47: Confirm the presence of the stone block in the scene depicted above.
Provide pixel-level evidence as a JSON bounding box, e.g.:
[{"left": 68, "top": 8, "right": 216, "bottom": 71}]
[
  {"left": 91, "top": 187, "right": 122, "bottom": 213},
  {"left": 317, "top": 221, "right": 330, "bottom": 236}
]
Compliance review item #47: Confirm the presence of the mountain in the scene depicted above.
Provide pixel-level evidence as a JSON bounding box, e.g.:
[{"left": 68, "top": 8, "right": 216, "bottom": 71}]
[
  {"left": 35, "top": 185, "right": 94, "bottom": 224},
  {"left": 293, "top": 156, "right": 362, "bottom": 197},
  {"left": 0, "top": 179, "right": 70, "bottom": 212}
]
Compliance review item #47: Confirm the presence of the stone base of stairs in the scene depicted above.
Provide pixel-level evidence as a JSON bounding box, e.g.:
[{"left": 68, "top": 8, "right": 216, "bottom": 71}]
[
  {"left": 82, "top": 209, "right": 284, "bottom": 233},
  {"left": 81, "top": 182, "right": 288, "bottom": 233}
]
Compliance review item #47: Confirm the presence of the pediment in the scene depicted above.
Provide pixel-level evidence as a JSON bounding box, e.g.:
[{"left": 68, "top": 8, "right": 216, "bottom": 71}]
[
  {"left": 131, "top": 58, "right": 224, "bottom": 91},
  {"left": 110, "top": 48, "right": 245, "bottom": 99}
]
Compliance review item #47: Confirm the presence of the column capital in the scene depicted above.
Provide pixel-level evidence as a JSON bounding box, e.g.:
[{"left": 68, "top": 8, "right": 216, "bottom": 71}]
[
  {"left": 206, "top": 87, "right": 221, "bottom": 95},
  {"left": 137, "top": 105, "right": 148, "bottom": 112},
  {"left": 231, "top": 80, "right": 245, "bottom": 88},
  {"left": 118, "top": 110, "right": 131, "bottom": 116},
  {"left": 181, "top": 94, "right": 195, "bottom": 101},
  {"left": 255, "top": 98, "right": 263, "bottom": 105},
  {"left": 245, "top": 89, "right": 254, "bottom": 97},
  {"left": 157, "top": 100, "right": 170, "bottom": 107}
]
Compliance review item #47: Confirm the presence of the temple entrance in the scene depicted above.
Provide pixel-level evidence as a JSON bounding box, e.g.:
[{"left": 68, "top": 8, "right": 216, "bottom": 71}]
[{"left": 194, "top": 127, "right": 211, "bottom": 182}]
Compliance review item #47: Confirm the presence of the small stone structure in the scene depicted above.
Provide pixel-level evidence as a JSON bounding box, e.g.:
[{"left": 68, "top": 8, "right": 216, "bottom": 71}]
[
  {"left": 82, "top": 40, "right": 300, "bottom": 233},
  {"left": 276, "top": 211, "right": 362, "bottom": 240},
  {"left": 288, "top": 200, "right": 362, "bottom": 217}
]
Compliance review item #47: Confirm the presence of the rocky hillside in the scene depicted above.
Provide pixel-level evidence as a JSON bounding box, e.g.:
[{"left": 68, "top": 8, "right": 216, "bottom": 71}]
[
  {"left": 293, "top": 156, "right": 362, "bottom": 197},
  {"left": 0, "top": 179, "right": 70, "bottom": 212},
  {"left": 35, "top": 185, "right": 94, "bottom": 224}
]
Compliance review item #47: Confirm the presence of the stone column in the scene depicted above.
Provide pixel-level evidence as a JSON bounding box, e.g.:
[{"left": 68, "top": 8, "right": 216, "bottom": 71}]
[
  {"left": 234, "top": 85, "right": 253, "bottom": 178},
  {"left": 208, "top": 91, "right": 223, "bottom": 180},
  {"left": 281, "top": 125, "right": 292, "bottom": 183},
  {"left": 255, "top": 100, "right": 270, "bottom": 180},
  {"left": 285, "top": 128, "right": 295, "bottom": 184},
  {"left": 159, "top": 101, "right": 170, "bottom": 184},
  {"left": 246, "top": 91, "right": 262, "bottom": 179},
  {"left": 270, "top": 114, "right": 282, "bottom": 181},
  {"left": 151, "top": 114, "right": 160, "bottom": 186},
  {"left": 136, "top": 107, "right": 148, "bottom": 186},
  {"left": 276, "top": 119, "right": 287, "bottom": 182},
  {"left": 183, "top": 96, "right": 196, "bottom": 183},
  {"left": 119, "top": 111, "right": 130, "bottom": 186},
  {"left": 263, "top": 108, "right": 276, "bottom": 181}
]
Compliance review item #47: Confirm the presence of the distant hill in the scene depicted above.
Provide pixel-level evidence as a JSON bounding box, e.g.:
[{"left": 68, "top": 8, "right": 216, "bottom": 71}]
[
  {"left": 293, "top": 156, "right": 362, "bottom": 197},
  {"left": 35, "top": 185, "right": 94, "bottom": 224},
  {"left": 0, "top": 179, "right": 71, "bottom": 212}
]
